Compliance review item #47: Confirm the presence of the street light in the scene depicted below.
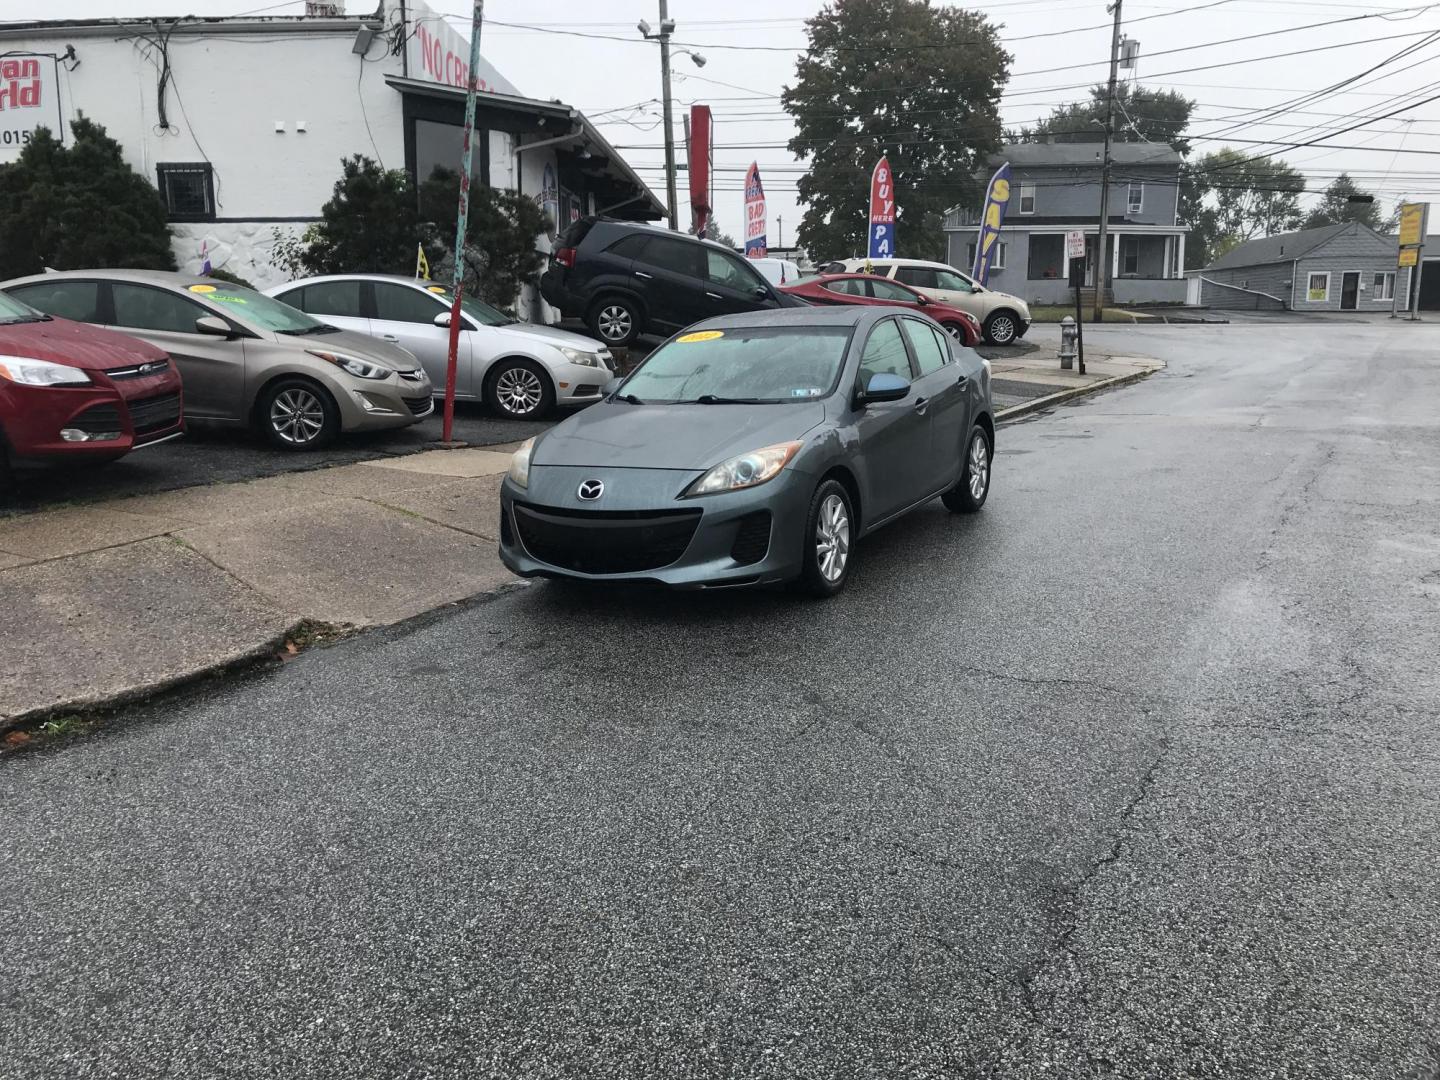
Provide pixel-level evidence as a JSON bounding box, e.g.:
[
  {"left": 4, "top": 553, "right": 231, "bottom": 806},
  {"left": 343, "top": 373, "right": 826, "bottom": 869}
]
[{"left": 638, "top": 5, "right": 705, "bottom": 230}]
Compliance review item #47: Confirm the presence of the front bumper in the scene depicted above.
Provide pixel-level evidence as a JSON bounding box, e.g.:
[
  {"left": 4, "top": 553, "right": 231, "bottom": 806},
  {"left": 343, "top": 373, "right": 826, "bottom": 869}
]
[
  {"left": 497, "top": 466, "right": 815, "bottom": 588},
  {"left": 554, "top": 359, "right": 613, "bottom": 408},
  {"left": 1, "top": 367, "right": 184, "bottom": 461},
  {"left": 334, "top": 370, "right": 435, "bottom": 432}
]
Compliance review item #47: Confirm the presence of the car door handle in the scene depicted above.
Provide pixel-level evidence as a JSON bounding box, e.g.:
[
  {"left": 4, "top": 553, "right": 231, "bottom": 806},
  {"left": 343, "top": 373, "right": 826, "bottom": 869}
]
[
  {"left": 956, "top": 375, "right": 968, "bottom": 387},
  {"left": 706, "top": 292, "right": 722, "bottom": 300},
  {"left": 913, "top": 396, "right": 929, "bottom": 413},
  {"left": 381, "top": 334, "right": 399, "bottom": 342},
  {"left": 634, "top": 271, "right": 653, "bottom": 280}
]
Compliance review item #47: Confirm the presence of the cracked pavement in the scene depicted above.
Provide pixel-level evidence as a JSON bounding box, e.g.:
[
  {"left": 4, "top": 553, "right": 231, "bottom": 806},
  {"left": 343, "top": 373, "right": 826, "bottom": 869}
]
[{"left": 2, "top": 322, "right": 1439, "bottom": 1078}]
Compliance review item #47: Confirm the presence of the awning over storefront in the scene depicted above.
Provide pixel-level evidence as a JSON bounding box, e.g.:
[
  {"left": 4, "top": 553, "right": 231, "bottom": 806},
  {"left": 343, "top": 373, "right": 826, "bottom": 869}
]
[{"left": 386, "top": 75, "right": 666, "bottom": 221}]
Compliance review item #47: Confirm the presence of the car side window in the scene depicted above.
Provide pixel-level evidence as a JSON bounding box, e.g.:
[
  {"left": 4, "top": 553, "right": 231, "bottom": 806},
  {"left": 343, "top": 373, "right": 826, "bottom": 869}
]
[
  {"left": 112, "top": 283, "right": 208, "bottom": 334},
  {"left": 934, "top": 269, "right": 975, "bottom": 292},
  {"left": 6, "top": 281, "right": 101, "bottom": 322},
  {"left": 823, "top": 279, "right": 862, "bottom": 296},
  {"left": 707, "top": 249, "right": 766, "bottom": 292},
  {"left": 869, "top": 278, "right": 918, "bottom": 302},
  {"left": 928, "top": 323, "right": 955, "bottom": 362},
  {"left": 606, "top": 235, "right": 650, "bottom": 259},
  {"left": 901, "top": 319, "right": 948, "bottom": 375},
  {"left": 641, "top": 236, "right": 704, "bottom": 279},
  {"left": 374, "top": 283, "right": 443, "bottom": 325},
  {"left": 297, "top": 280, "right": 365, "bottom": 318},
  {"left": 868, "top": 263, "right": 892, "bottom": 277},
  {"left": 858, "top": 319, "right": 913, "bottom": 386},
  {"left": 895, "top": 266, "right": 938, "bottom": 290}
]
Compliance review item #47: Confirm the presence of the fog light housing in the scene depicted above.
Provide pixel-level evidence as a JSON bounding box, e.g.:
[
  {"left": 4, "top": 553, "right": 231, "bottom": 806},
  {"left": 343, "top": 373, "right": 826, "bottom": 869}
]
[
  {"left": 354, "top": 391, "right": 396, "bottom": 414},
  {"left": 60, "top": 428, "right": 121, "bottom": 442}
]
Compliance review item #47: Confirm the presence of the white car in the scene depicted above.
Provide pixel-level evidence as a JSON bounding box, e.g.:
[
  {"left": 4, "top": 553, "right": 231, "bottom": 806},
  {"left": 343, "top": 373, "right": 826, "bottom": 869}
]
[
  {"left": 748, "top": 257, "right": 803, "bottom": 287},
  {"left": 266, "top": 274, "right": 614, "bottom": 419},
  {"left": 825, "top": 258, "right": 1031, "bottom": 345}
]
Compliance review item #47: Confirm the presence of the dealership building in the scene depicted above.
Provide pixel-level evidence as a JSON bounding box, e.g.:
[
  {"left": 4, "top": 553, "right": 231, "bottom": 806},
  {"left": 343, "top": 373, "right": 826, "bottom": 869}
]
[{"left": 0, "top": 1, "right": 664, "bottom": 316}]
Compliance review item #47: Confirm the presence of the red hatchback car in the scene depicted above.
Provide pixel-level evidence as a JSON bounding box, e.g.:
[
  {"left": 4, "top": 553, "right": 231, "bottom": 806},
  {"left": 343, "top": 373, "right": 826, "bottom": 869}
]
[
  {"left": 780, "top": 273, "right": 982, "bottom": 346},
  {"left": 0, "top": 290, "right": 183, "bottom": 480}
]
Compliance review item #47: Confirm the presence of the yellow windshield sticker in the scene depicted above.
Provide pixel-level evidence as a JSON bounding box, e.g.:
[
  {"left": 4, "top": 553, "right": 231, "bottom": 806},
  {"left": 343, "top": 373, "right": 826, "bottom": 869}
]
[
  {"left": 426, "top": 285, "right": 447, "bottom": 294},
  {"left": 677, "top": 330, "right": 724, "bottom": 343},
  {"left": 188, "top": 284, "right": 217, "bottom": 293}
]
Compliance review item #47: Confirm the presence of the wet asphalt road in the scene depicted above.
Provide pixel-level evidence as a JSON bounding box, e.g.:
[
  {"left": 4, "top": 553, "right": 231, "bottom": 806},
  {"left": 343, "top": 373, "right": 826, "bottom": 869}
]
[{"left": 3, "top": 322, "right": 1439, "bottom": 1078}]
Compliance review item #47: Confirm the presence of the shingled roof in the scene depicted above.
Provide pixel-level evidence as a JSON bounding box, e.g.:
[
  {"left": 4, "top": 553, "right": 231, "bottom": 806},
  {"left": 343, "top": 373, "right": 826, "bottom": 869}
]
[{"left": 1208, "top": 223, "right": 1357, "bottom": 270}]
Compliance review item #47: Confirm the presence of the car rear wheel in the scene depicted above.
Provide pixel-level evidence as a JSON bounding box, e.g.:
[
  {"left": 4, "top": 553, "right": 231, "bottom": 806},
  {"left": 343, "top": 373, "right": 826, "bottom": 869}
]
[
  {"left": 942, "top": 425, "right": 992, "bottom": 513},
  {"left": 983, "top": 310, "right": 1020, "bottom": 345},
  {"left": 260, "top": 378, "right": 338, "bottom": 450},
  {"left": 587, "top": 296, "right": 641, "bottom": 347},
  {"left": 800, "top": 478, "right": 854, "bottom": 597},
  {"left": 487, "top": 358, "right": 554, "bottom": 420}
]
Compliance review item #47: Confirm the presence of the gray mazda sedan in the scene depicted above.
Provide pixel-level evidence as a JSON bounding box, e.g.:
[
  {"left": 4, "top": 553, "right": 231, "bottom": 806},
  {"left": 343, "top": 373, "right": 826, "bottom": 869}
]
[{"left": 498, "top": 307, "right": 994, "bottom": 595}]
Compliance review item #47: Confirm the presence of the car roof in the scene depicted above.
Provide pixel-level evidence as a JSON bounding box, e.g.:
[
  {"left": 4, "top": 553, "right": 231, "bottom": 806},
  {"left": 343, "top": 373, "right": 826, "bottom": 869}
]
[
  {"left": 841, "top": 257, "right": 956, "bottom": 269},
  {"left": 589, "top": 217, "right": 743, "bottom": 256},
  {"left": 0, "top": 268, "right": 247, "bottom": 290},
  {"left": 271, "top": 273, "right": 438, "bottom": 288}
]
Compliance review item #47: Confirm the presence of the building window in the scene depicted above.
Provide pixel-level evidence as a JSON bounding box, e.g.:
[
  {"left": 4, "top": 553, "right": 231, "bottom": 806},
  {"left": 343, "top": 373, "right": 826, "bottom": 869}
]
[
  {"left": 966, "top": 241, "right": 1006, "bottom": 270},
  {"left": 1373, "top": 271, "right": 1395, "bottom": 300},
  {"left": 1306, "top": 272, "right": 1329, "bottom": 302},
  {"left": 1018, "top": 183, "right": 1036, "bottom": 214},
  {"left": 1121, "top": 236, "right": 1139, "bottom": 276},
  {"left": 1127, "top": 182, "right": 1144, "bottom": 214},
  {"left": 156, "top": 163, "right": 215, "bottom": 222}
]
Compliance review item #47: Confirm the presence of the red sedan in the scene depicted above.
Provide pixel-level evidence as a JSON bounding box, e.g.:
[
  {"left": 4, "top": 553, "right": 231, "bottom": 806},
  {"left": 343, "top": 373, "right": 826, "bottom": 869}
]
[
  {"left": 0, "top": 290, "right": 183, "bottom": 484},
  {"left": 780, "top": 273, "right": 982, "bottom": 346}
]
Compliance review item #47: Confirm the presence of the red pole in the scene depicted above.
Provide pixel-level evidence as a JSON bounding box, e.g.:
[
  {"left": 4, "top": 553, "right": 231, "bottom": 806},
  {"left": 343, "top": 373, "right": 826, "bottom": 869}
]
[{"left": 442, "top": 0, "right": 486, "bottom": 444}]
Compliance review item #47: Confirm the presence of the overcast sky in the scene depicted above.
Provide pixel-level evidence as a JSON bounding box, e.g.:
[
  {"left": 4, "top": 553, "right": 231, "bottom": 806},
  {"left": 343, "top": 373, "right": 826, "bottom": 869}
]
[{"left": 21, "top": 0, "right": 1440, "bottom": 242}]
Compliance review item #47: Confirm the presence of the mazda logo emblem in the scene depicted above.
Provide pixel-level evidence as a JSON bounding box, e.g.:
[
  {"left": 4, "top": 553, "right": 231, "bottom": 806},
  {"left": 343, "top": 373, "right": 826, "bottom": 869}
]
[{"left": 577, "top": 479, "right": 605, "bottom": 501}]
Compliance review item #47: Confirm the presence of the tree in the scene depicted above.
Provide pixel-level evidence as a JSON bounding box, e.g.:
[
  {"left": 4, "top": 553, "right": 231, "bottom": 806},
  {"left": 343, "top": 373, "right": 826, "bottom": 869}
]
[
  {"left": 1302, "top": 173, "right": 1382, "bottom": 230},
  {"left": 781, "top": 0, "right": 1010, "bottom": 263},
  {"left": 1180, "top": 149, "right": 1306, "bottom": 268},
  {"left": 0, "top": 116, "right": 174, "bottom": 279},
  {"left": 703, "top": 219, "right": 739, "bottom": 249},
  {"left": 295, "top": 155, "right": 428, "bottom": 276},
  {"left": 418, "top": 168, "right": 547, "bottom": 309},
  {"left": 1019, "top": 83, "right": 1195, "bottom": 155}
]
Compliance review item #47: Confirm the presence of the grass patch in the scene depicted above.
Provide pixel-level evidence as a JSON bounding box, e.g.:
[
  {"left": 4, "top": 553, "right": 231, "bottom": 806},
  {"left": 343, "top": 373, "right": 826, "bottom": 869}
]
[{"left": 1028, "top": 305, "right": 1154, "bottom": 323}]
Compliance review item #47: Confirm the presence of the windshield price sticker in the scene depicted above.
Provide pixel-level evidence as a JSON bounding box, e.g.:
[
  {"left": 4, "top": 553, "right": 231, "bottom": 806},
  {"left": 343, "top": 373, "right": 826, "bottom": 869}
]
[
  {"left": 188, "top": 284, "right": 217, "bottom": 293},
  {"left": 677, "top": 330, "right": 724, "bottom": 343}
]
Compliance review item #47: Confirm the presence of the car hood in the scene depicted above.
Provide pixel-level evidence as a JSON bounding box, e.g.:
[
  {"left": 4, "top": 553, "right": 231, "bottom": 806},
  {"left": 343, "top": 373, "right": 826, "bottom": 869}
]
[
  {"left": 277, "top": 327, "right": 421, "bottom": 370},
  {"left": 0, "top": 317, "right": 166, "bottom": 371},
  {"left": 534, "top": 400, "right": 828, "bottom": 471},
  {"left": 501, "top": 323, "right": 608, "bottom": 352}
]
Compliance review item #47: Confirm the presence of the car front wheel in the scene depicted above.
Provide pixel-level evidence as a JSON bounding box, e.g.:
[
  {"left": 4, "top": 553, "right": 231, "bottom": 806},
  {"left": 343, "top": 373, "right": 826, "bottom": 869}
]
[
  {"left": 942, "top": 425, "right": 992, "bottom": 513},
  {"left": 800, "top": 478, "right": 854, "bottom": 597},
  {"left": 940, "top": 322, "right": 970, "bottom": 345},
  {"left": 983, "top": 310, "right": 1020, "bottom": 345},
  {"left": 587, "top": 296, "right": 641, "bottom": 347},
  {"left": 487, "top": 358, "right": 555, "bottom": 420},
  {"left": 260, "top": 378, "right": 338, "bottom": 450}
]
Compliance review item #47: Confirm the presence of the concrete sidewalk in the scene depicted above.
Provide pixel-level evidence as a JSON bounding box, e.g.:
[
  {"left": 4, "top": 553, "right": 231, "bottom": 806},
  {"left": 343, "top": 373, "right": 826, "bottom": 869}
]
[{"left": 0, "top": 345, "right": 1159, "bottom": 735}]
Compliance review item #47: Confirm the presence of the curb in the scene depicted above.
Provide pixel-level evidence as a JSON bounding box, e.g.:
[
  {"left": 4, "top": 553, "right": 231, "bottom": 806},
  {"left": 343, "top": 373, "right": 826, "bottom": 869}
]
[{"left": 996, "top": 366, "right": 1158, "bottom": 423}]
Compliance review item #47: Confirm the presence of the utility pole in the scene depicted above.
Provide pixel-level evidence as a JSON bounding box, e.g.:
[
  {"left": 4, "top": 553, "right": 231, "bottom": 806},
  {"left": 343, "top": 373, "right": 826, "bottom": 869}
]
[
  {"left": 1093, "top": 0, "right": 1123, "bottom": 323},
  {"left": 638, "top": 4, "right": 706, "bottom": 232},
  {"left": 777, "top": 214, "right": 784, "bottom": 249}
]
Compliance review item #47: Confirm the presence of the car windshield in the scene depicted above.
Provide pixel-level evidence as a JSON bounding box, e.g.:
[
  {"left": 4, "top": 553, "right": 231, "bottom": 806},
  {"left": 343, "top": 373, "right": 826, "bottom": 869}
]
[
  {"left": 194, "top": 283, "right": 338, "bottom": 335},
  {"left": 0, "top": 290, "right": 46, "bottom": 324},
  {"left": 620, "top": 326, "right": 852, "bottom": 404},
  {"left": 421, "top": 285, "right": 514, "bottom": 327}
]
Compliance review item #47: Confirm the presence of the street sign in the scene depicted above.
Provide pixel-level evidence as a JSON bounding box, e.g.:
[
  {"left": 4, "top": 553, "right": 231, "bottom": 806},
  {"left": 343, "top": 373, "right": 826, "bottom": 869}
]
[
  {"left": 1066, "top": 230, "right": 1085, "bottom": 261},
  {"left": 1398, "top": 202, "right": 1425, "bottom": 247},
  {"left": 1399, "top": 246, "right": 1419, "bottom": 268}
]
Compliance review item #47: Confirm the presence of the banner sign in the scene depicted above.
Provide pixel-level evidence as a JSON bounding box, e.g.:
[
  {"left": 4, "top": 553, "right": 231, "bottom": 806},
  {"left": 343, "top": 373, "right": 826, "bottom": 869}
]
[
  {"left": 744, "top": 161, "right": 767, "bottom": 257},
  {"left": 1398, "top": 202, "right": 1424, "bottom": 248},
  {"left": 688, "top": 105, "right": 713, "bottom": 237},
  {"left": 867, "top": 156, "right": 895, "bottom": 261},
  {"left": 0, "top": 55, "right": 62, "bottom": 162},
  {"left": 406, "top": 0, "right": 521, "bottom": 96},
  {"left": 972, "top": 162, "right": 1012, "bottom": 286}
]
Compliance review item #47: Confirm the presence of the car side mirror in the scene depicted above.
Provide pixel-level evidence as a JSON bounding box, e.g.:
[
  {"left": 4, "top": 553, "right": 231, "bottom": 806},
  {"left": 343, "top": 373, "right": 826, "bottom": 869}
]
[
  {"left": 752, "top": 286, "right": 770, "bottom": 300},
  {"left": 433, "top": 311, "right": 471, "bottom": 330},
  {"left": 915, "top": 294, "right": 931, "bottom": 306},
  {"left": 194, "top": 315, "right": 235, "bottom": 338},
  {"left": 858, "top": 372, "right": 910, "bottom": 405}
]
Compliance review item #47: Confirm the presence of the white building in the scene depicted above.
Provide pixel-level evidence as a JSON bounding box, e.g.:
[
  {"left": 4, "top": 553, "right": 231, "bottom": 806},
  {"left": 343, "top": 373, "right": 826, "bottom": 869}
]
[{"left": 0, "top": 0, "right": 664, "bottom": 317}]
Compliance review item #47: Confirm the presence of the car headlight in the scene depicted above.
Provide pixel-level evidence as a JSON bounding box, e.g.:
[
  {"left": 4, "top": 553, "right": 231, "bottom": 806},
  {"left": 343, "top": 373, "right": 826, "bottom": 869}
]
[
  {"left": 307, "top": 350, "right": 392, "bottom": 380},
  {"left": 508, "top": 437, "right": 535, "bottom": 488},
  {"left": 0, "top": 355, "right": 92, "bottom": 387},
  {"left": 684, "top": 441, "right": 802, "bottom": 497},
  {"left": 559, "top": 347, "right": 603, "bottom": 367}
]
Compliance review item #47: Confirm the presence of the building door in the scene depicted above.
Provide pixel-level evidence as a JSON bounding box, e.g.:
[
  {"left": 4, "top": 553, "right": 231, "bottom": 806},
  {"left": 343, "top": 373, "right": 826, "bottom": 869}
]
[{"left": 1340, "top": 272, "right": 1360, "bottom": 310}]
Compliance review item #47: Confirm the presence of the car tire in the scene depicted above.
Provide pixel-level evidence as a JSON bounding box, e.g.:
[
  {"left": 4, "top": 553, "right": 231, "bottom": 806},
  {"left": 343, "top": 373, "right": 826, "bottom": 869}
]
[
  {"left": 486, "top": 358, "right": 555, "bottom": 420},
  {"left": 942, "top": 424, "right": 992, "bottom": 513},
  {"left": 799, "top": 478, "right": 854, "bottom": 597},
  {"left": 259, "top": 377, "right": 339, "bottom": 451},
  {"left": 983, "top": 309, "right": 1020, "bottom": 345},
  {"left": 940, "top": 321, "right": 970, "bottom": 345},
  {"left": 587, "top": 295, "right": 641, "bottom": 348}
]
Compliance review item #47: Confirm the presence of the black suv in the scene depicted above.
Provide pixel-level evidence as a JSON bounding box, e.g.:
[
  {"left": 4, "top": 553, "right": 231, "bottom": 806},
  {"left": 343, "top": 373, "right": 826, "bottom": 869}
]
[{"left": 540, "top": 218, "right": 799, "bottom": 347}]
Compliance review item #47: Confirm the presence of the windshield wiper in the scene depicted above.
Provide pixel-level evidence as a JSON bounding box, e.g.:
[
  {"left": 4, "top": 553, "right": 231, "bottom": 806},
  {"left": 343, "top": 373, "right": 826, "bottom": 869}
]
[
  {"left": 612, "top": 393, "right": 645, "bottom": 404},
  {"left": 688, "top": 394, "right": 774, "bottom": 404},
  {"left": 279, "top": 324, "right": 341, "bottom": 336},
  {"left": 0, "top": 315, "right": 52, "bottom": 325}
]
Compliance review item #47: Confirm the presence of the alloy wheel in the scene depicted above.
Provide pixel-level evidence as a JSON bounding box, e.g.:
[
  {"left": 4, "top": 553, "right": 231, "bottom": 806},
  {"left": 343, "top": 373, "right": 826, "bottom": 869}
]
[
  {"left": 270, "top": 387, "right": 326, "bottom": 445},
  {"left": 968, "top": 432, "right": 990, "bottom": 501},
  {"left": 495, "top": 365, "right": 545, "bottom": 416},
  {"left": 598, "top": 304, "right": 633, "bottom": 342},
  {"left": 989, "top": 315, "right": 1016, "bottom": 344},
  {"left": 944, "top": 323, "right": 965, "bottom": 341},
  {"left": 815, "top": 493, "right": 851, "bottom": 582}
]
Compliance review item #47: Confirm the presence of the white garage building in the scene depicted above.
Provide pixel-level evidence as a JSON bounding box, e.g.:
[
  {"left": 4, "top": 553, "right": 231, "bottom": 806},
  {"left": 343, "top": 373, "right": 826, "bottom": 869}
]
[{"left": 0, "top": 0, "right": 664, "bottom": 315}]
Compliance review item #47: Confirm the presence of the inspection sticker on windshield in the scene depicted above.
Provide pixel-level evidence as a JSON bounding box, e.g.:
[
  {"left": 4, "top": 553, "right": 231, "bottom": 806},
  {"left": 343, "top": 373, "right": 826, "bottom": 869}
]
[
  {"left": 677, "top": 330, "right": 724, "bottom": 343},
  {"left": 792, "top": 387, "right": 823, "bottom": 398},
  {"left": 210, "top": 295, "right": 248, "bottom": 304},
  {"left": 188, "top": 284, "right": 217, "bottom": 293}
]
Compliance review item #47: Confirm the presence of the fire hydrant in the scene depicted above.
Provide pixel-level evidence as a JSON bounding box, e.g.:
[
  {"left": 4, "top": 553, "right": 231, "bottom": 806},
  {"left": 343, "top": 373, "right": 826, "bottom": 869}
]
[{"left": 1059, "top": 316, "right": 1078, "bottom": 370}]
